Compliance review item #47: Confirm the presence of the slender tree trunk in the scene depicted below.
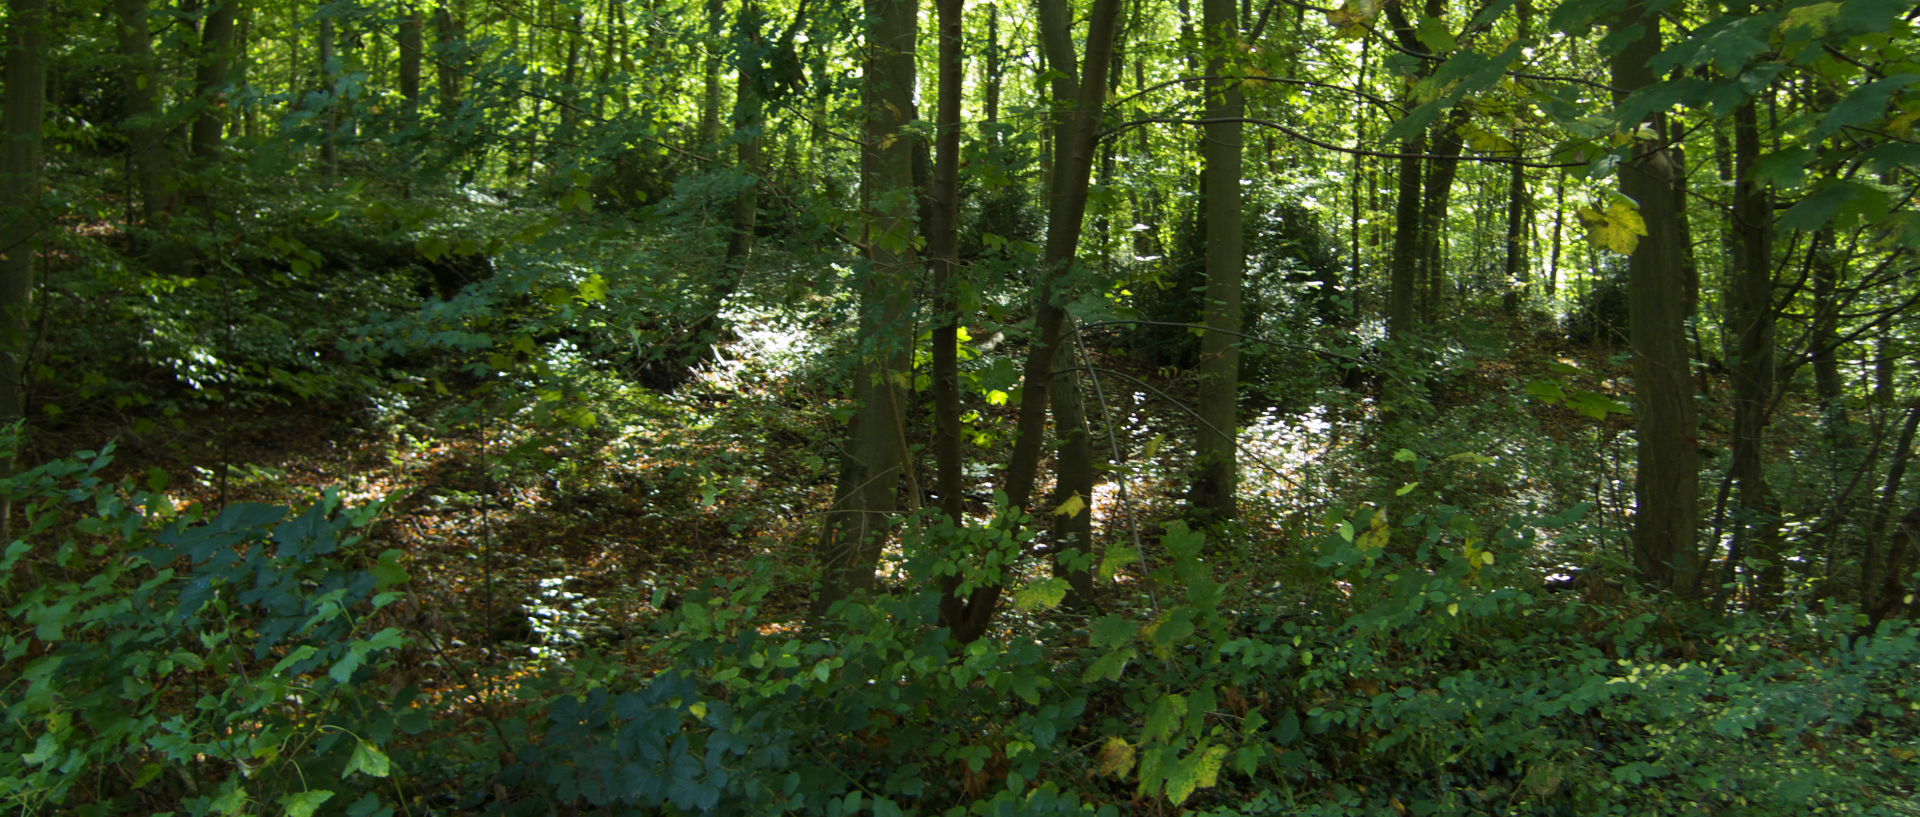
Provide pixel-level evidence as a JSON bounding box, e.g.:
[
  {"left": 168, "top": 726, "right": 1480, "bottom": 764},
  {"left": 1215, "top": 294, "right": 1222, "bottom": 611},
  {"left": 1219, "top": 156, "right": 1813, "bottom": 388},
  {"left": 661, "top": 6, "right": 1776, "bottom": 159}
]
[
  {"left": 1191, "top": 0, "right": 1243, "bottom": 524},
  {"left": 434, "top": 4, "right": 461, "bottom": 114},
  {"left": 817, "top": 0, "right": 919, "bottom": 612},
  {"left": 1503, "top": 149, "right": 1528, "bottom": 310},
  {"left": 1612, "top": 0, "right": 1700, "bottom": 594},
  {"left": 1863, "top": 399, "right": 1920, "bottom": 615},
  {"left": 928, "top": 0, "right": 964, "bottom": 527},
  {"left": 399, "top": 5, "right": 423, "bottom": 111},
  {"left": 114, "top": 0, "right": 175, "bottom": 221},
  {"left": 947, "top": 0, "right": 1126, "bottom": 642},
  {"left": 319, "top": 16, "right": 339, "bottom": 172},
  {"left": 1724, "top": 96, "right": 1781, "bottom": 606},
  {"left": 699, "top": 0, "right": 725, "bottom": 147},
  {"left": 1, "top": 0, "right": 47, "bottom": 544},
  {"left": 1548, "top": 174, "right": 1563, "bottom": 299}
]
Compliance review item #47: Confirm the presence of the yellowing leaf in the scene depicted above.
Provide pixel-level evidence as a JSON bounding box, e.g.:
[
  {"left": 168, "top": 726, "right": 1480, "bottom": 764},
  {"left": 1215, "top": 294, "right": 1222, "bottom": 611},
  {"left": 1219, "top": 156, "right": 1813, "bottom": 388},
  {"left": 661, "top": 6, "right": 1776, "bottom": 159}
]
[
  {"left": 1054, "top": 492, "right": 1088, "bottom": 518},
  {"left": 578, "top": 273, "right": 608, "bottom": 303},
  {"left": 1013, "top": 577, "right": 1071, "bottom": 611},
  {"left": 1781, "top": 1, "right": 1841, "bottom": 35},
  {"left": 1357, "top": 510, "right": 1390, "bottom": 552},
  {"left": 1578, "top": 198, "right": 1648, "bottom": 255},
  {"left": 690, "top": 701, "right": 709, "bottom": 719},
  {"left": 1447, "top": 602, "right": 1460, "bottom": 616},
  {"left": 1096, "top": 737, "right": 1136, "bottom": 777}
]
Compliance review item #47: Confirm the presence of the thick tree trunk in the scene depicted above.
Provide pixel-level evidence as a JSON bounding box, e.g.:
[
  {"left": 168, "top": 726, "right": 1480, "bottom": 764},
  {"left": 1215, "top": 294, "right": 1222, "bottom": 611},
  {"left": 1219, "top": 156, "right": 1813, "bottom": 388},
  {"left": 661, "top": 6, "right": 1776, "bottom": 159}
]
[
  {"left": 114, "top": 0, "right": 176, "bottom": 221},
  {"left": 2, "top": 0, "right": 46, "bottom": 546},
  {"left": 1191, "top": 0, "right": 1243, "bottom": 524},
  {"left": 1612, "top": 1, "right": 1700, "bottom": 594},
  {"left": 1417, "top": 113, "right": 1466, "bottom": 323},
  {"left": 947, "top": 0, "right": 1125, "bottom": 642},
  {"left": 190, "top": 0, "right": 239, "bottom": 160},
  {"left": 1386, "top": 128, "right": 1424, "bottom": 339},
  {"left": 816, "top": 0, "right": 918, "bottom": 612}
]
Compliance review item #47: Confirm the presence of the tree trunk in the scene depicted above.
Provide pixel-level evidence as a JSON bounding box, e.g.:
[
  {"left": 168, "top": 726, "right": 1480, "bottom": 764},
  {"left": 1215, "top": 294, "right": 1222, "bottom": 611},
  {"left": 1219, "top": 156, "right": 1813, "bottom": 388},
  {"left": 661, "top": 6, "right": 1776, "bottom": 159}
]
[
  {"left": 114, "top": 0, "right": 175, "bottom": 221},
  {"left": 1386, "top": 126, "right": 1424, "bottom": 339},
  {"left": 434, "top": 4, "right": 461, "bottom": 114},
  {"left": 321, "top": 16, "right": 344, "bottom": 173},
  {"left": 1863, "top": 399, "right": 1920, "bottom": 616},
  {"left": 190, "top": 0, "right": 239, "bottom": 160},
  {"left": 699, "top": 0, "right": 725, "bottom": 147},
  {"left": 1, "top": 0, "right": 47, "bottom": 544},
  {"left": 1417, "top": 112, "right": 1467, "bottom": 323},
  {"left": 1502, "top": 149, "right": 1528, "bottom": 310},
  {"left": 399, "top": 6, "right": 423, "bottom": 111},
  {"left": 1612, "top": 0, "right": 1701, "bottom": 595},
  {"left": 1191, "top": 0, "right": 1243, "bottom": 524},
  {"left": 947, "top": 0, "right": 1126, "bottom": 642},
  {"left": 928, "top": 0, "right": 964, "bottom": 526},
  {"left": 816, "top": 0, "right": 918, "bottom": 612},
  {"left": 1722, "top": 97, "right": 1782, "bottom": 606}
]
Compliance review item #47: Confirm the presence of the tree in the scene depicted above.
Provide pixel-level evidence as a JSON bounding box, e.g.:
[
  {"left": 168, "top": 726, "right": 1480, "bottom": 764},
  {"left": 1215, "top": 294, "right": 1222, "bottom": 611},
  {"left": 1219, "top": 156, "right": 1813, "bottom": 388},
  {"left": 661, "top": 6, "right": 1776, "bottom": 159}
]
[
  {"left": 1610, "top": 0, "right": 1700, "bottom": 594},
  {"left": 946, "top": 0, "right": 1126, "bottom": 642},
  {"left": 1, "top": 0, "right": 48, "bottom": 529},
  {"left": 1190, "top": 0, "right": 1244, "bottom": 524},
  {"left": 816, "top": 0, "right": 918, "bottom": 611}
]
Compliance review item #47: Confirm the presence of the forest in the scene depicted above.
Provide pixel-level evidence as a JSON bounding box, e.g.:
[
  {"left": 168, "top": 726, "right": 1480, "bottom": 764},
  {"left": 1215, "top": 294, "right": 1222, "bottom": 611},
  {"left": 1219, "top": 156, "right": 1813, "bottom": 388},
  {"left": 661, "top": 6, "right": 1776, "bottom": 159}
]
[{"left": 2, "top": 0, "right": 1919, "bottom": 812}]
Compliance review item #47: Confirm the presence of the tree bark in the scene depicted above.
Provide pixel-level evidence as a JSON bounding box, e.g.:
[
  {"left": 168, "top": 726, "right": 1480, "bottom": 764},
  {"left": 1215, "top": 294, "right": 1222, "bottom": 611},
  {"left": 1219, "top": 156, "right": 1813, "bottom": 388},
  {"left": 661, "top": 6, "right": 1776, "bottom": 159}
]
[
  {"left": 928, "top": 0, "right": 964, "bottom": 526},
  {"left": 190, "top": 0, "right": 239, "bottom": 160},
  {"left": 1417, "top": 112, "right": 1467, "bottom": 323},
  {"left": 817, "top": 0, "right": 918, "bottom": 612},
  {"left": 114, "top": 0, "right": 176, "bottom": 221},
  {"left": 1191, "top": 0, "right": 1243, "bottom": 524},
  {"left": 399, "top": 6, "right": 423, "bottom": 111},
  {"left": 1723, "top": 97, "right": 1781, "bottom": 606},
  {"left": 2, "top": 0, "right": 48, "bottom": 542},
  {"left": 1612, "top": 0, "right": 1701, "bottom": 595}
]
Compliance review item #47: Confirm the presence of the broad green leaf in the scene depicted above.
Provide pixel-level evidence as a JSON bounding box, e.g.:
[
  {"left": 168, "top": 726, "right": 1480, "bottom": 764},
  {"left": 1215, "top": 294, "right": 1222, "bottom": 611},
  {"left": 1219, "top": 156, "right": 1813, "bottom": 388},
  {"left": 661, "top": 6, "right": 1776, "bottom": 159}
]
[
  {"left": 1090, "top": 614, "right": 1136, "bottom": 648},
  {"left": 1013, "top": 577, "right": 1070, "bottom": 611},
  {"left": 346, "top": 739, "right": 391, "bottom": 778},
  {"left": 281, "top": 790, "right": 335, "bottom": 817},
  {"left": 1415, "top": 16, "right": 1456, "bottom": 52},
  {"left": 1083, "top": 646, "right": 1137, "bottom": 682}
]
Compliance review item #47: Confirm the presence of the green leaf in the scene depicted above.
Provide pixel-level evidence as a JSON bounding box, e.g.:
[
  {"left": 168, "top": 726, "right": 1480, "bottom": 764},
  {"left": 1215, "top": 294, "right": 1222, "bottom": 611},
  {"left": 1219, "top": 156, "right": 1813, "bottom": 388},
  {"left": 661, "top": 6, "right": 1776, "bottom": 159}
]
[
  {"left": 577, "top": 273, "right": 608, "bottom": 303},
  {"left": 1013, "top": 577, "right": 1070, "bottom": 611},
  {"left": 1090, "top": 614, "right": 1136, "bottom": 648},
  {"left": 372, "top": 549, "right": 409, "bottom": 588},
  {"left": 1817, "top": 74, "right": 1920, "bottom": 139},
  {"left": 1527, "top": 379, "right": 1566, "bottom": 402},
  {"left": 281, "top": 790, "right": 336, "bottom": 817},
  {"left": 1415, "top": 16, "right": 1456, "bottom": 52},
  {"left": 346, "top": 740, "right": 391, "bottom": 778},
  {"left": 1083, "top": 646, "right": 1137, "bottom": 682}
]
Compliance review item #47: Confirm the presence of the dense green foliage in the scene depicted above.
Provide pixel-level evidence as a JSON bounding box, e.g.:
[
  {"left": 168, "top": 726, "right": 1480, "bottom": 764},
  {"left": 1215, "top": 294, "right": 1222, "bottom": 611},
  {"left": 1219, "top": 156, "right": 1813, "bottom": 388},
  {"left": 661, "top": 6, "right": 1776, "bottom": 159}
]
[{"left": 1, "top": 0, "right": 1918, "bottom": 812}]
